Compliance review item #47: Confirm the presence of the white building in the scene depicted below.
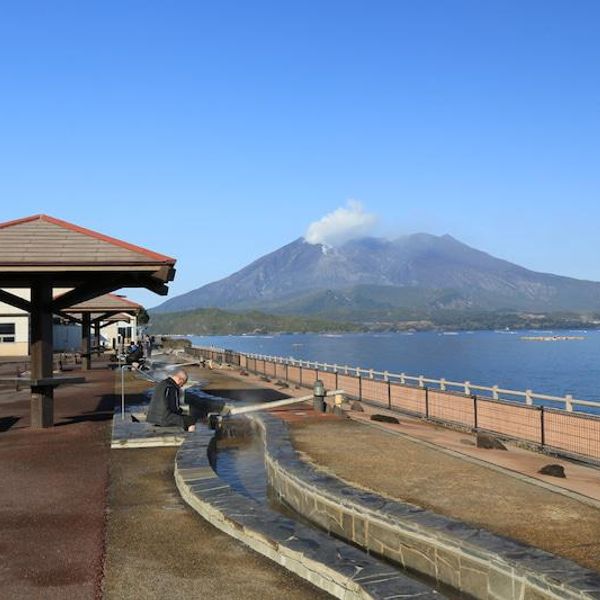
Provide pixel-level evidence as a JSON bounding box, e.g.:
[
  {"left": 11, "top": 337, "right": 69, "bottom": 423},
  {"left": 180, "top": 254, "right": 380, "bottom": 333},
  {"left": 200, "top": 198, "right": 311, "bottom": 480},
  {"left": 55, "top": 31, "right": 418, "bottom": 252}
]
[{"left": 0, "top": 289, "right": 140, "bottom": 357}]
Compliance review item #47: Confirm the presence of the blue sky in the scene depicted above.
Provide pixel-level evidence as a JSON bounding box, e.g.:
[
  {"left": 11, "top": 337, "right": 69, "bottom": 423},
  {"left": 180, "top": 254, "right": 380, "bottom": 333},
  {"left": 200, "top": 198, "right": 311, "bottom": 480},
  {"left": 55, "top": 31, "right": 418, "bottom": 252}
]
[{"left": 0, "top": 1, "right": 599, "bottom": 307}]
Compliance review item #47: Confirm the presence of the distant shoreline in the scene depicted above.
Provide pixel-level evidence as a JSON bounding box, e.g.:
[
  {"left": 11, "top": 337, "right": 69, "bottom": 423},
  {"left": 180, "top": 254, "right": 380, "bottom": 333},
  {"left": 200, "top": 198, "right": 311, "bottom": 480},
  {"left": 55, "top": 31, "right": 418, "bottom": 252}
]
[{"left": 157, "top": 324, "right": 599, "bottom": 336}]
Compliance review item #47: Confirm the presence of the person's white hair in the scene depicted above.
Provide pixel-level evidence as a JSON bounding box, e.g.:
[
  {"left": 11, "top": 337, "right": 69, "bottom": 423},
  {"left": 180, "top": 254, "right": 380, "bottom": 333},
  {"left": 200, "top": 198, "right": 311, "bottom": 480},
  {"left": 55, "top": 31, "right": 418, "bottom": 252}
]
[{"left": 172, "top": 368, "right": 188, "bottom": 383}]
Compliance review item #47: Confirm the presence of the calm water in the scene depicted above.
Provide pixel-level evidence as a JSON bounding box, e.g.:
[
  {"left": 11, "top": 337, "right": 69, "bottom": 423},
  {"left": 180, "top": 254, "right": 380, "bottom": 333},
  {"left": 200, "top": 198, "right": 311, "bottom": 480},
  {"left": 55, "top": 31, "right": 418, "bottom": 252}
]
[{"left": 189, "top": 330, "right": 600, "bottom": 404}]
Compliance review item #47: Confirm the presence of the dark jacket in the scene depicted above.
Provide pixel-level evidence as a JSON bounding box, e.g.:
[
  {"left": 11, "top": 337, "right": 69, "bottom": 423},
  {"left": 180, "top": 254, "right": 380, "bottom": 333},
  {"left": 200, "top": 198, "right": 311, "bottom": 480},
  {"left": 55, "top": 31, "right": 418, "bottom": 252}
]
[
  {"left": 146, "top": 377, "right": 185, "bottom": 428},
  {"left": 126, "top": 344, "right": 143, "bottom": 364}
]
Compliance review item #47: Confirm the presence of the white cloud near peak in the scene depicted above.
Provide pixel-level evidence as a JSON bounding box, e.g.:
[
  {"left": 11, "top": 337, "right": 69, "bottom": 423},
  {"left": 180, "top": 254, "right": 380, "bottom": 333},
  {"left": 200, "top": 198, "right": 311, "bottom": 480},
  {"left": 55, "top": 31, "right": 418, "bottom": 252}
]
[{"left": 304, "top": 200, "right": 377, "bottom": 247}]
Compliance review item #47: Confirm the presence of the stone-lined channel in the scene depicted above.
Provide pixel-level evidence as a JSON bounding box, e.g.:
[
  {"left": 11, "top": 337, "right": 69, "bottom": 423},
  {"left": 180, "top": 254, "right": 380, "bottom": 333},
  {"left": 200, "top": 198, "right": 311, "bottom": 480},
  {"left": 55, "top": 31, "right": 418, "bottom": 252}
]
[{"left": 209, "top": 414, "right": 463, "bottom": 599}]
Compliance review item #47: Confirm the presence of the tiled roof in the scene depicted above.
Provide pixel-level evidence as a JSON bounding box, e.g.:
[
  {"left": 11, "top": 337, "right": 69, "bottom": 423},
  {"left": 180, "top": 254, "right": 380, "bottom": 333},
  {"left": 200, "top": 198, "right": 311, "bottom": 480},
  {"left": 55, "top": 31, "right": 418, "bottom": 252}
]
[
  {"left": 0, "top": 215, "right": 175, "bottom": 265},
  {"left": 60, "top": 293, "right": 142, "bottom": 312}
]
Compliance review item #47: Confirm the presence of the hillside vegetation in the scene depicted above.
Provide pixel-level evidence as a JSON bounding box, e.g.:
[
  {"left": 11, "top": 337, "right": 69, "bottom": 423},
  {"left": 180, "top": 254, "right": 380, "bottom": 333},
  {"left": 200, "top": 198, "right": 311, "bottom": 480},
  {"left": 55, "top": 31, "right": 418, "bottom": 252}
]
[
  {"left": 148, "top": 306, "right": 600, "bottom": 335},
  {"left": 148, "top": 308, "right": 361, "bottom": 335}
]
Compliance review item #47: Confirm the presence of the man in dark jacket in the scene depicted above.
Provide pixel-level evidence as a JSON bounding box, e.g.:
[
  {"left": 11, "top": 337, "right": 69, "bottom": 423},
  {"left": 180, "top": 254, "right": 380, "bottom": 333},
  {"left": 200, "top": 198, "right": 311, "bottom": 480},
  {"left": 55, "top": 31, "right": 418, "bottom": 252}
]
[{"left": 146, "top": 369, "right": 195, "bottom": 431}]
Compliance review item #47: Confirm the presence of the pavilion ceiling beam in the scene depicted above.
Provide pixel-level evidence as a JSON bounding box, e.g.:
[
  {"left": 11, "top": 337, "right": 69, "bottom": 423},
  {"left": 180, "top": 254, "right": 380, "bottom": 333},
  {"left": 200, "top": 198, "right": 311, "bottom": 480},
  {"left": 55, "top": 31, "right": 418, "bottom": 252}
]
[
  {"left": 91, "top": 312, "right": 112, "bottom": 324},
  {"left": 99, "top": 321, "right": 121, "bottom": 329},
  {"left": 152, "top": 265, "right": 176, "bottom": 282},
  {"left": 0, "top": 288, "right": 32, "bottom": 313},
  {"left": 51, "top": 279, "right": 127, "bottom": 311},
  {"left": 137, "top": 275, "right": 169, "bottom": 296},
  {"left": 57, "top": 313, "right": 82, "bottom": 325}
]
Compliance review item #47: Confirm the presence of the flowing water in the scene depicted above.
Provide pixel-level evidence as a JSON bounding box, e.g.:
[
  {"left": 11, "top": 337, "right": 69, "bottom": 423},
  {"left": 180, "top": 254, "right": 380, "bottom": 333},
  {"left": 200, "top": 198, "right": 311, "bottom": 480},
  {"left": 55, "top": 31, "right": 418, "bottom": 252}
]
[{"left": 208, "top": 414, "right": 465, "bottom": 599}]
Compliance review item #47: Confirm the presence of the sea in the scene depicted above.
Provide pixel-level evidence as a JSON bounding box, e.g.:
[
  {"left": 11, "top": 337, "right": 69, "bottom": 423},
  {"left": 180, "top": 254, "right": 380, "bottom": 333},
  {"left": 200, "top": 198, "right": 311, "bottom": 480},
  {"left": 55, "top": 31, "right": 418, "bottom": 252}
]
[{"left": 188, "top": 330, "right": 600, "bottom": 407}]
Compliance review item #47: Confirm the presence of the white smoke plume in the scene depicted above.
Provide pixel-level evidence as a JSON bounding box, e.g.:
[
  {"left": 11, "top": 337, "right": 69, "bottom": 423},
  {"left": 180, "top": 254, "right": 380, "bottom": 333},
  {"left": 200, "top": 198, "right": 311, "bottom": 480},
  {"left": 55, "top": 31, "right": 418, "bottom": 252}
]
[{"left": 304, "top": 200, "right": 377, "bottom": 247}]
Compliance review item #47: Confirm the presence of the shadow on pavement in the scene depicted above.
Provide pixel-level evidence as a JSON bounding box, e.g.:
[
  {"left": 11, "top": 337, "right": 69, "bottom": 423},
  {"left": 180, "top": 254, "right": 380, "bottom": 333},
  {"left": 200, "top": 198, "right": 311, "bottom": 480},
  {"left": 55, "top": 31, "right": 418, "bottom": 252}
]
[
  {"left": 0, "top": 416, "right": 20, "bottom": 432},
  {"left": 55, "top": 393, "right": 116, "bottom": 427}
]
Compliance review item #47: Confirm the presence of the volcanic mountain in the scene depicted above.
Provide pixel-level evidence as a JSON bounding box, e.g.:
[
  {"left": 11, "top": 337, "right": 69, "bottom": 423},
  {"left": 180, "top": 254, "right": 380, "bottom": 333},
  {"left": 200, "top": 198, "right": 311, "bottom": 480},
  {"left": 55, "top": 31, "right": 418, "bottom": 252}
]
[{"left": 152, "top": 234, "right": 600, "bottom": 316}]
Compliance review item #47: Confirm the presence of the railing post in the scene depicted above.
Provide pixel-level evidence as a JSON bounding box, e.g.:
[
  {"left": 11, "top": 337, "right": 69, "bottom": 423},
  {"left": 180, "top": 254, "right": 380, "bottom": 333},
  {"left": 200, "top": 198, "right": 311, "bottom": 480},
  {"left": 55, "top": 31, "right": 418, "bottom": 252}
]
[
  {"left": 540, "top": 406, "right": 545, "bottom": 448},
  {"left": 464, "top": 381, "right": 471, "bottom": 395},
  {"left": 472, "top": 394, "right": 478, "bottom": 430},
  {"left": 369, "top": 369, "right": 374, "bottom": 379},
  {"left": 400, "top": 372, "right": 406, "bottom": 385},
  {"left": 525, "top": 389, "right": 533, "bottom": 406},
  {"left": 440, "top": 378, "right": 446, "bottom": 391},
  {"left": 565, "top": 394, "right": 573, "bottom": 412},
  {"left": 418, "top": 375, "right": 424, "bottom": 388},
  {"left": 492, "top": 385, "right": 499, "bottom": 400},
  {"left": 345, "top": 365, "right": 349, "bottom": 375},
  {"left": 335, "top": 367, "right": 339, "bottom": 390},
  {"left": 358, "top": 375, "right": 362, "bottom": 401},
  {"left": 425, "top": 386, "right": 429, "bottom": 419},
  {"left": 388, "top": 379, "right": 392, "bottom": 409},
  {"left": 285, "top": 362, "right": 289, "bottom": 382},
  {"left": 299, "top": 366, "right": 303, "bottom": 386}
]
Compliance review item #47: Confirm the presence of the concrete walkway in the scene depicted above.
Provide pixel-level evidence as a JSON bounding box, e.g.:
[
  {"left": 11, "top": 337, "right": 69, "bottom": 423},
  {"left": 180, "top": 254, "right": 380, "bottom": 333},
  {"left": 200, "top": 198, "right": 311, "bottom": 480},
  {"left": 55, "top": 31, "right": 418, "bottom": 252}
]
[
  {"left": 103, "top": 447, "right": 329, "bottom": 600},
  {"left": 214, "top": 365, "right": 600, "bottom": 503},
  {"left": 0, "top": 366, "right": 114, "bottom": 600},
  {"left": 202, "top": 365, "right": 600, "bottom": 573},
  {"left": 102, "top": 370, "right": 328, "bottom": 600},
  {"left": 0, "top": 361, "right": 327, "bottom": 600}
]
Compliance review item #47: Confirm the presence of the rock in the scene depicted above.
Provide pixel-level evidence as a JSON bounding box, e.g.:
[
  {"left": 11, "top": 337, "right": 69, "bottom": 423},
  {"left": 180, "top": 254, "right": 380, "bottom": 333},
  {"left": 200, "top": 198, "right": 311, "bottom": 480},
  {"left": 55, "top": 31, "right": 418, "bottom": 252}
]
[
  {"left": 239, "top": 370, "right": 249, "bottom": 376},
  {"left": 275, "top": 380, "right": 289, "bottom": 388},
  {"left": 351, "top": 401, "right": 364, "bottom": 412},
  {"left": 370, "top": 414, "right": 400, "bottom": 424},
  {"left": 538, "top": 464, "right": 566, "bottom": 478},
  {"left": 476, "top": 433, "right": 507, "bottom": 450},
  {"left": 294, "top": 384, "right": 301, "bottom": 390},
  {"left": 259, "top": 375, "right": 271, "bottom": 382}
]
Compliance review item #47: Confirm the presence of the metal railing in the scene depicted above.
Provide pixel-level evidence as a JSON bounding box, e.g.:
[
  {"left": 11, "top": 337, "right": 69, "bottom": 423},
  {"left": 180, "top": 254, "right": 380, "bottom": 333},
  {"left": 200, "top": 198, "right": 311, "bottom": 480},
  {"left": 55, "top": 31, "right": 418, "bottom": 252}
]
[
  {"left": 241, "top": 353, "right": 599, "bottom": 413},
  {"left": 184, "top": 344, "right": 600, "bottom": 464}
]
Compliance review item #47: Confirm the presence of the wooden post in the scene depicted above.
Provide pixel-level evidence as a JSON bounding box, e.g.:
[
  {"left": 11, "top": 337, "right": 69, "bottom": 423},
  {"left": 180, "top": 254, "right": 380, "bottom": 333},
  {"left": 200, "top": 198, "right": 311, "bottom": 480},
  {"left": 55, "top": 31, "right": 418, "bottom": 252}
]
[
  {"left": 94, "top": 320, "right": 101, "bottom": 356},
  {"left": 82, "top": 313, "right": 92, "bottom": 370},
  {"left": 30, "top": 280, "right": 54, "bottom": 428}
]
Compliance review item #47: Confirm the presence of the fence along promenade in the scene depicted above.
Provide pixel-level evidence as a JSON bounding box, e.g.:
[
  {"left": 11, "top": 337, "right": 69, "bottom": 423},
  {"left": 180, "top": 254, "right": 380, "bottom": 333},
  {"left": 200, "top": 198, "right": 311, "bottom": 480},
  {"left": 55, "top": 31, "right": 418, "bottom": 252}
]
[{"left": 186, "top": 345, "right": 600, "bottom": 464}]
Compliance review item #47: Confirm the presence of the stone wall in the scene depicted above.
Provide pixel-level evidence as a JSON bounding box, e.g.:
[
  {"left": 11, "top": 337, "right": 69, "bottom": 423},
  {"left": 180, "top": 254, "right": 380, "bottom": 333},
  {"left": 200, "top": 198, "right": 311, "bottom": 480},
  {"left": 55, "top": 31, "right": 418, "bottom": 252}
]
[
  {"left": 174, "top": 426, "right": 444, "bottom": 600},
  {"left": 256, "top": 413, "right": 600, "bottom": 600}
]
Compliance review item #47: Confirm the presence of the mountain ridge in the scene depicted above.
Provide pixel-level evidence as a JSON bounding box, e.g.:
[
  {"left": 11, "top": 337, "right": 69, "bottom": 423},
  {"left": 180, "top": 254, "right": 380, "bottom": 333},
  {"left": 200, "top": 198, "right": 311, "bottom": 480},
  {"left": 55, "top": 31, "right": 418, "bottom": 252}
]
[{"left": 153, "top": 234, "right": 600, "bottom": 315}]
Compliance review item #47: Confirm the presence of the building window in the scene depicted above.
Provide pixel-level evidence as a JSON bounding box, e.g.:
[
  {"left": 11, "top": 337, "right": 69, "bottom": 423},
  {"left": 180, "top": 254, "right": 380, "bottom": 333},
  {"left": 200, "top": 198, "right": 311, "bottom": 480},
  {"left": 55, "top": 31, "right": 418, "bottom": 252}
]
[{"left": 0, "top": 323, "right": 16, "bottom": 343}]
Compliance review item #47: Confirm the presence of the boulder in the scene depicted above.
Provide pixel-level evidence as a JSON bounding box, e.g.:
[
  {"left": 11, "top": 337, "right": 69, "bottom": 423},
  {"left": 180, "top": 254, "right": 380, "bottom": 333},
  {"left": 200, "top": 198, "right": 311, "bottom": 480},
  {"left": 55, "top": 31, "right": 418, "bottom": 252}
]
[
  {"left": 371, "top": 414, "right": 400, "bottom": 424},
  {"left": 538, "top": 464, "right": 566, "bottom": 478},
  {"left": 351, "top": 401, "right": 365, "bottom": 412},
  {"left": 259, "top": 375, "right": 271, "bottom": 382},
  {"left": 476, "top": 433, "right": 507, "bottom": 450},
  {"left": 275, "top": 380, "right": 289, "bottom": 388},
  {"left": 239, "top": 369, "right": 249, "bottom": 376}
]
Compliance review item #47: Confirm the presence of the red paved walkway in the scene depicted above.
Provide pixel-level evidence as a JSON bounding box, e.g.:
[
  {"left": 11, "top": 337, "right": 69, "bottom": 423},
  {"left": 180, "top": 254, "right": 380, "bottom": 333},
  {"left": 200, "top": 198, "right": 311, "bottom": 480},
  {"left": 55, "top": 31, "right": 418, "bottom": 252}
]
[{"left": 0, "top": 367, "right": 115, "bottom": 600}]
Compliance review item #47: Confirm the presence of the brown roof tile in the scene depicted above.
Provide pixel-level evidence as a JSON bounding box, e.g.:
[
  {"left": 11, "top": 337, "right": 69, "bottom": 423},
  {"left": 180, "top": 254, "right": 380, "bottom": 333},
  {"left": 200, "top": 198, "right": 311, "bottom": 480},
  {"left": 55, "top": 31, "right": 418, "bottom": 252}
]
[
  {"left": 59, "top": 292, "right": 142, "bottom": 313},
  {"left": 0, "top": 215, "right": 175, "bottom": 266}
]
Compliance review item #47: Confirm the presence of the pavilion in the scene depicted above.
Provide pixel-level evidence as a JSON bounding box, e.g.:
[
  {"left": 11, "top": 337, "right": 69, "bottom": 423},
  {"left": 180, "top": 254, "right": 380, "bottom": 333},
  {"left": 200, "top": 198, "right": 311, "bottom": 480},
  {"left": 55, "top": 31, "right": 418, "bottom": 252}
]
[
  {"left": 0, "top": 214, "right": 176, "bottom": 427},
  {"left": 59, "top": 292, "right": 143, "bottom": 368}
]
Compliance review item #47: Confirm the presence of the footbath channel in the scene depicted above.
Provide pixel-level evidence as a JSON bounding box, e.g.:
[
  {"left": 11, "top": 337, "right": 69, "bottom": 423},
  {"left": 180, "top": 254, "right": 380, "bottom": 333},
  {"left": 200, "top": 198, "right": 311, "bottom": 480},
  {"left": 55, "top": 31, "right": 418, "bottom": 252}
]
[
  {"left": 138, "top": 359, "right": 600, "bottom": 599},
  {"left": 208, "top": 411, "right": 465, "bottom": 599},
  {"left": 138, "top": 359, "right": 462, "bottom": 598}
]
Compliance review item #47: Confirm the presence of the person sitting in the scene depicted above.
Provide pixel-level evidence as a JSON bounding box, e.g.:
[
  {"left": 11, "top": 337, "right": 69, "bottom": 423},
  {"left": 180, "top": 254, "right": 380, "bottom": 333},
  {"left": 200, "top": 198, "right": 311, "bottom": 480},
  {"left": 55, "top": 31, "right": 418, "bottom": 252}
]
[
  {"left": 125, "top": 341, "right": 144, "bottom": 365},
  {"left": 146, "top": 369, "right": 195, "bottom": 432}
]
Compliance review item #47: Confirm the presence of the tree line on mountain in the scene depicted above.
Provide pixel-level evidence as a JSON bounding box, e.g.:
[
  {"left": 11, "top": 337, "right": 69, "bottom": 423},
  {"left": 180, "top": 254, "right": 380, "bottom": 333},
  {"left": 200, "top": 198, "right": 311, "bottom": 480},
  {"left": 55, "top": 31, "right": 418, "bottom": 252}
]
[{"left": 148, "top": 306, "right": 600, "bottom": 335}]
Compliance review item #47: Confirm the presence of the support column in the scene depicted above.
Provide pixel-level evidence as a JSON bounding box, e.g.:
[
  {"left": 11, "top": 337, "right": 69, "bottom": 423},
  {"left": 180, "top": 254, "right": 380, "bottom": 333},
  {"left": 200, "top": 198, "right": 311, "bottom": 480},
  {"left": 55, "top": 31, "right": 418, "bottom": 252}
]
[
  {"left": 94, "top": 321, "right": 101, "bottom": 356},
  {"left": 82, "top": 313, "right": 92, "bottom": 370},
  {"left": 30, "top": 280, "right": 54, "bottom": 428}
]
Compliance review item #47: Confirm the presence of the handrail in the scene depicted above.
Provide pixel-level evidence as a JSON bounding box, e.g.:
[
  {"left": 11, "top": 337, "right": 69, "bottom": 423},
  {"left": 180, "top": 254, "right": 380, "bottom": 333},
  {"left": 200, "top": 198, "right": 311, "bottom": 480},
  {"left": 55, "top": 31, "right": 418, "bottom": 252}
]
[{"left": 201, "top": 347, "right": 600, "bottom": 413}]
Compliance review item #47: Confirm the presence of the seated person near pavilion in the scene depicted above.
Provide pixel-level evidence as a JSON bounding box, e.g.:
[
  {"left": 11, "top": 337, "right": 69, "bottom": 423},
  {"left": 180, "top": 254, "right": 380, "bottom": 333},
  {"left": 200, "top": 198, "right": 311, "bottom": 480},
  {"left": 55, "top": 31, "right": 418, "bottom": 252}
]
[
  {"left": 146, "top": 369, "right": 196, "bottom": 432},
  {"left": 125, "top": 341, "right": 143, "bottom": 365}
]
